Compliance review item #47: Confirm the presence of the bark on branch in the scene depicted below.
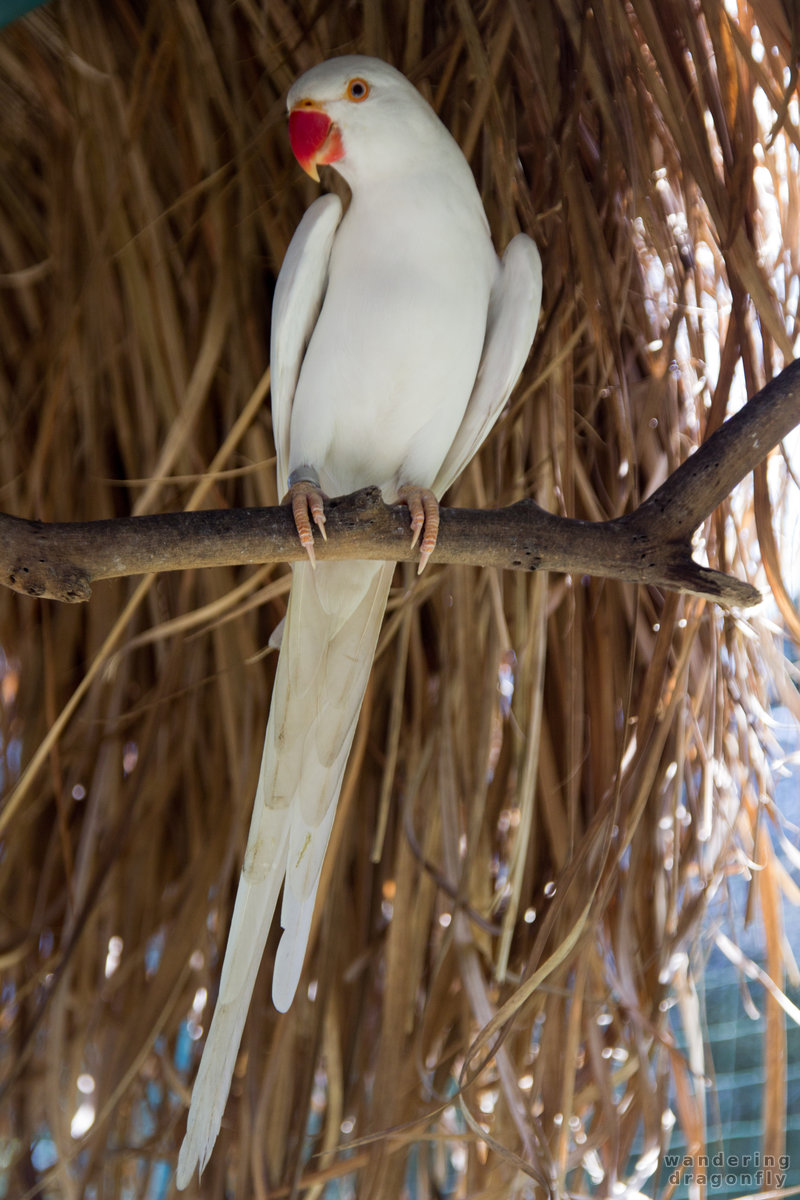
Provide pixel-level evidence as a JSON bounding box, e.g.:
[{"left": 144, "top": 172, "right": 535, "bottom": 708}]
[{"left": 3, "top": 358, "right": 800, "bottom": 609}]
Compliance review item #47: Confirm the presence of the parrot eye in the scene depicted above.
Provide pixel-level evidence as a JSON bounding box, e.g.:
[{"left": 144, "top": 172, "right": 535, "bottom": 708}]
[{"left": 346, "top": 77, "right": 370, "bottom": 102}]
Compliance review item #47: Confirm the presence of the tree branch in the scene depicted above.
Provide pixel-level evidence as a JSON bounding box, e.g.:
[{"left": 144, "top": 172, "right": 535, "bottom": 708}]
[{"left": 3, "top": 359, "right": 800, "bottom": 609}]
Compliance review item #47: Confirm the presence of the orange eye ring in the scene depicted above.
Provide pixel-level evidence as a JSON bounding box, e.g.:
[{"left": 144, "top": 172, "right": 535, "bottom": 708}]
[{"left": 346, "top": 77, "right": 370, "bottom": 102}]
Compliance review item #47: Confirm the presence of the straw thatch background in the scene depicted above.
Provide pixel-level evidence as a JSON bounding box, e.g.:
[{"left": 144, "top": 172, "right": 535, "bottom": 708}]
[{"left": 1, "top": 1, "right": 799, "bottom": 1197}]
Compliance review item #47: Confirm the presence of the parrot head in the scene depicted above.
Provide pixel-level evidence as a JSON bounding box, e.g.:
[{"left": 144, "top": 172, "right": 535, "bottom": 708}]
[{"left": 286, "top": 55, "right": 454, "bottom": 186}]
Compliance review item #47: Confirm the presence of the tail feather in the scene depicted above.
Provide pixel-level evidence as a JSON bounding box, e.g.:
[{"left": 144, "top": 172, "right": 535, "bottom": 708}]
[
  {"left": 175, "top": 861, "right": 287, "bottom": 1188},
  {"left": 272, "top": 808, "right": 332, "bottom": 1013},
  {"left": 176, "top": 559, "right": 393, "bottom": 1187}
]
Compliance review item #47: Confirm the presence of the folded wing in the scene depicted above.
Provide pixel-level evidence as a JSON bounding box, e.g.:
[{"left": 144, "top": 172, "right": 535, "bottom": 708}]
[{"left": 434, "top": 233, "right": 542, "bottom": 498}]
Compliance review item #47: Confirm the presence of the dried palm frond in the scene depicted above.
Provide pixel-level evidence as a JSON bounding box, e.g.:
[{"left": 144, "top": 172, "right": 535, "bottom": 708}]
[{"left": 1, "top": 1, "right": 798, "bottom": 1197}]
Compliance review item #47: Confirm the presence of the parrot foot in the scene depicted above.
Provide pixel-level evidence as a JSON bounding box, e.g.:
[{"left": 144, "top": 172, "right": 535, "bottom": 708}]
[
  {"left": 284, "top": 478, "right": 327, "bottom": 566},
  {"left": 397, "top": 485, "right": 439, "bottom": 574}
]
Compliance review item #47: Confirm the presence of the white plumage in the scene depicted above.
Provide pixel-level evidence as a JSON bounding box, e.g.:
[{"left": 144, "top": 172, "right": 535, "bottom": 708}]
[{"left": 176, "top": 54, "right": 541, "bottom": 1188}]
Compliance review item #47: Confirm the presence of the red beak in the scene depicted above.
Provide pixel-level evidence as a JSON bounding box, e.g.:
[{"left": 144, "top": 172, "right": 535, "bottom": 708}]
[{"left": 288, "top": 107, "right": 343, "bottom": 180}]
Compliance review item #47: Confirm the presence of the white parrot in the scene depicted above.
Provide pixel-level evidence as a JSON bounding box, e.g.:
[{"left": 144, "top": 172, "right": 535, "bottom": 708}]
[{"left": 176, "top": 54, "right": 541, "bottom": 1188}]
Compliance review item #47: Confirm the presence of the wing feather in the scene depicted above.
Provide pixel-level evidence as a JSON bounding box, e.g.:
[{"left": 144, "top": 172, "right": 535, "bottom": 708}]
[
  {"left": 270, "top": 194, "right": 343, "bottom": 496},
  {"left": 433, "top": 234, "right": 542, "bottom": 497}
]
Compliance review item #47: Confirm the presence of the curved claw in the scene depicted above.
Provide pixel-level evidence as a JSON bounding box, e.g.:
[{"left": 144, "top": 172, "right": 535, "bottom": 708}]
[
  {"left": 397, "top": 485, "right": 440, "bottom": 574},
  {"left": 285, "top": 479, "right": 327, "bottom": 567}
]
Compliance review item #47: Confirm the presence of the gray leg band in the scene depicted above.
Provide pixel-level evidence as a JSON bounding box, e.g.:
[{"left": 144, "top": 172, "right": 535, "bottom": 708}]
[{"left": 288, "top": 465, "right": 321, "bottom": 489}]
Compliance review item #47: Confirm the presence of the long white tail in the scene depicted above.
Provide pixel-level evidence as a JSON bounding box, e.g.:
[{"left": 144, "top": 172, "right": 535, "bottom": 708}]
[{"left": 176, "top": 559, "right": 394, "bottom": 1188}]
